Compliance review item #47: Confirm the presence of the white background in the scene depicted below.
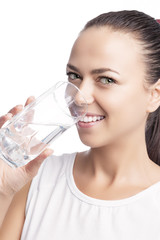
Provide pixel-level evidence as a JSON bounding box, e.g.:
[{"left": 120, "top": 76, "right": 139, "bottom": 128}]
[{"left": 0, "top": 0, "right": 159, "bottom": 155}]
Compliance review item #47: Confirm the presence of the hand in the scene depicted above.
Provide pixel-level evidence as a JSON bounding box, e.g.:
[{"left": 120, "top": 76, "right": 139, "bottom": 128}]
[{"left": 0, "top": 97, "right": 53, "bottom": 196}]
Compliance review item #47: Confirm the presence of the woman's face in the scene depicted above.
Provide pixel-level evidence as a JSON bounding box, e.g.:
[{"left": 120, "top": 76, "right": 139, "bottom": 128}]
[{"left": 67, "top": 27, "right": 151, "bottom": 148}]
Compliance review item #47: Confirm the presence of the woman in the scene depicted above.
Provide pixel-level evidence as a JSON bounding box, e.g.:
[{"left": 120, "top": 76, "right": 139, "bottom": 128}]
[{"left": 0, "top": 10, "right": 160, "bottom": 239}]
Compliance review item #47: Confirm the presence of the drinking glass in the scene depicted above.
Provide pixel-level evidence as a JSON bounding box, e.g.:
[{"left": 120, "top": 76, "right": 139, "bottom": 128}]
[{"left": 0, "top": 81, "right": 87, "bottom": 168}]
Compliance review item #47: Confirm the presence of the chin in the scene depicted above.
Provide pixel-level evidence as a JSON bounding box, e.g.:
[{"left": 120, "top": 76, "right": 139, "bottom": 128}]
[{"left": 78, "top": 134, "right": 106, "bottom": 148}]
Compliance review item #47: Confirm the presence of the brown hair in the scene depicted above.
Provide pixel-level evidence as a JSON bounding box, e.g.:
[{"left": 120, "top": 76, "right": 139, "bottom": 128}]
[{"left": 83, "top": 10, "right": 160, "bottom": 165}]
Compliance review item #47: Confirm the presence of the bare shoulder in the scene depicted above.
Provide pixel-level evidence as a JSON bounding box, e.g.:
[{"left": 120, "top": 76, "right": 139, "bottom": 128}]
[{"left": 0, "top": 181, "right": 31, "bottom": 239}]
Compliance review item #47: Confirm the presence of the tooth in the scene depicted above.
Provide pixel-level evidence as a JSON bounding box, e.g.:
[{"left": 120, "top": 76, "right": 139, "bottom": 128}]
[
  {"left": 80, "top": 115, "right": 105, "bottom": 123},
  {"left": 88, "top": 117, "right": 92, "bottom": 122},
  {"left": 84, "top": 116, "right": 88, "bottom": 122}
]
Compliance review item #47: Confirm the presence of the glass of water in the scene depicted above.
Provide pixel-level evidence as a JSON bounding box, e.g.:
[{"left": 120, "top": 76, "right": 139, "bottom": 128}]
[{"left": 0, "top": 81, "right": 87, "bottom": 168}]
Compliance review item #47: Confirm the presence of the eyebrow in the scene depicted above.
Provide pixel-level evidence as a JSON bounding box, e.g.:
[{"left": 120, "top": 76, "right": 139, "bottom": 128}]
[{"left": 67, "top": 63, "right": 119, "bottom": 75}]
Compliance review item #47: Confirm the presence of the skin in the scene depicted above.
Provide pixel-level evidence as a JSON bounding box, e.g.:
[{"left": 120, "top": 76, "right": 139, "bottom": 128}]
[
  {"left": 1, "top": 26, "right": 160, "bottom": 238},
  {"left": 0, "top": 97, "right": 53, "bottom": 239},
  {"left": 67, "top": 27, "right": 160, "bottom": 199}
]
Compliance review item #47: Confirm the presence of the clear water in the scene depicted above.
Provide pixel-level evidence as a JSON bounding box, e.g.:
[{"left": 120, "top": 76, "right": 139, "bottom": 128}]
[{"left": 0, "top": 121, "right": 69, "bottom": 167}]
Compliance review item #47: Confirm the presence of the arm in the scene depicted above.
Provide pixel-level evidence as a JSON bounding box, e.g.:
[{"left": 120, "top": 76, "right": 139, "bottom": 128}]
[
  {"left": 0, "top": 192, "right": 13, "bottom": 228},
  {"left": 0, "top": 99, "right": 53, "bottom": 228},
  {"left": 0, "top": 181, "right": 31, "bottom": 240},
  {"left": 0, "top": 148, "right": 52, "bottom": 227}
]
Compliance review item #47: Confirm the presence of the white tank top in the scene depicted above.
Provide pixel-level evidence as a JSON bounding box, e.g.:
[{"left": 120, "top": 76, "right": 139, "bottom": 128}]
[{"left": 21, "top": 153, "right": 160, "bottom": 240}]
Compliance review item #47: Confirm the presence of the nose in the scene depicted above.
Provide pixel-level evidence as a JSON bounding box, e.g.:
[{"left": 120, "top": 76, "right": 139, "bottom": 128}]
[{"left": 74, "top": 80, "right": 94, "bottom": 106}]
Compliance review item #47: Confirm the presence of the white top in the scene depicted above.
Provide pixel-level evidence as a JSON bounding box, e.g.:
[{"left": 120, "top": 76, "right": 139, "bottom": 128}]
[{"left": 21, "top": 153, "right": 160, "bottom": 240}]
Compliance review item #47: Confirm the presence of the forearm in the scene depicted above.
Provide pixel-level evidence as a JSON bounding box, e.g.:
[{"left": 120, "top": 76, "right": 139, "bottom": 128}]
[
  {"left": 0, "top": 192, "right": 14, "bottom": 227},
  {"left": 0, "top": 182, "right": 31, "bottom": 239}
]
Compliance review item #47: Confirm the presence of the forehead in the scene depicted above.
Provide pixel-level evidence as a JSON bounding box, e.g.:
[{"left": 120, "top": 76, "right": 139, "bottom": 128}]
[{"left": 68, "top": 27, "right": 144, "bottom": 75}]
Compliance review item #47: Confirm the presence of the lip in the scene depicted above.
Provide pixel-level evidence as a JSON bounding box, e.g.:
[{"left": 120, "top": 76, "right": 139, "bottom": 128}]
[
  {"left": 84, "top": 113, "right": 105, "bottom": 117},
  {"left": 77, "top": 112, "right": 105, "bottom": 129}
]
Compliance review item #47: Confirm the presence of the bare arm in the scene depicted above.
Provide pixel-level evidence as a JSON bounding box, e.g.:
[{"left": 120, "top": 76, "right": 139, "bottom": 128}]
[
  {"left": 0, "top": 192, "right": 13, "bottom": 229},
  {"left": 0, "top": 148, "right": 52, "bottom": 227},
  {"left": 0, "top": 98, "right": 53, "bottom": 228},
  {"left": 0, "top": 181, "right": 31, "bottom": 240}
]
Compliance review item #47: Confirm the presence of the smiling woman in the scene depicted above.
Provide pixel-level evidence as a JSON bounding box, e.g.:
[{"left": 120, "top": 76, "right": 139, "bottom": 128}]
[{"left": 1, "top": 10, "right": 160, "bottom": 240}]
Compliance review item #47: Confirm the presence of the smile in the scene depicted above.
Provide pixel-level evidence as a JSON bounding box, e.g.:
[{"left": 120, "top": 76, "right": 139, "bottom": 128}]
[
  {"left": 80, "top": 115, "right": 105, "bottom": 123},
  {"left": 77, "top": 114, "right": 105, "bottom": 129}
]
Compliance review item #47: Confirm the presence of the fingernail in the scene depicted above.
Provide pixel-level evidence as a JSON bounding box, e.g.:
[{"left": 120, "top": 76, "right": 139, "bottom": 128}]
[
  {"left": 16, "top": 104, "right": 23, "bottom": 108},
  {"left": 7, "top": 113, "right": 13, "bottom": 118},
  {"left": 29, "top": 96, "right": 35, "bottom": 100}
]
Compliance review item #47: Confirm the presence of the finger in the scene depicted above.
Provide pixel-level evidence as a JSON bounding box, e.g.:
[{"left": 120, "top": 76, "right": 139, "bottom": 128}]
[
  {"left": 23, "top": 148, "right": 53, "bottom": 178},
  {"left": 8, "top": 104, "right": 23, "bottom": 116},
  {"left": 24, "top": 96, "right": 35, "bottom": 122},
  {"left": 24, "top": 96, "right": 35, "bottom": 107},
  {"left": 0, "top": 113, "right": 13, "bottom": 128}
]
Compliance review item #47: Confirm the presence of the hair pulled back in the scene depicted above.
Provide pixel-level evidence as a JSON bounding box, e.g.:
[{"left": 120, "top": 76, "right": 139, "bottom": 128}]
[{"left": 83, "top": 10, "right": 160, "bottom": 165}]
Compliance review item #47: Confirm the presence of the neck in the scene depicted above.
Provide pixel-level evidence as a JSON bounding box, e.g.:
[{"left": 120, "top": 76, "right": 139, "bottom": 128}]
[{"left": 86, "top": 133, "right": 153, "bottom": 186}]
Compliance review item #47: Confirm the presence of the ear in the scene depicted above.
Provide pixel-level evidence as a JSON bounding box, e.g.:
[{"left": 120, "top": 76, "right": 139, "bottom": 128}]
[{"left": 147, "top": 79, "right": 160, "bottom": 113}]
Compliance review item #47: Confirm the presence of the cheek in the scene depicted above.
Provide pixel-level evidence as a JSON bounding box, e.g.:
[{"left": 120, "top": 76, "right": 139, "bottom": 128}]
[
  {"left": 98, "top": 88, "right": 148, "bottom": 125},
  {"left": 76, "top": 87, "right": 149, "bottom": 148}
]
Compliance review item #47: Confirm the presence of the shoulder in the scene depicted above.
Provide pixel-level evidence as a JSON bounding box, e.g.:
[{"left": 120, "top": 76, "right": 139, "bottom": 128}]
[
  {"left": 25, "top": 152, "right": 76, "bottom": 219},
  {"left": 29, "top": 152, "right": 76, "bottom": 190}
]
